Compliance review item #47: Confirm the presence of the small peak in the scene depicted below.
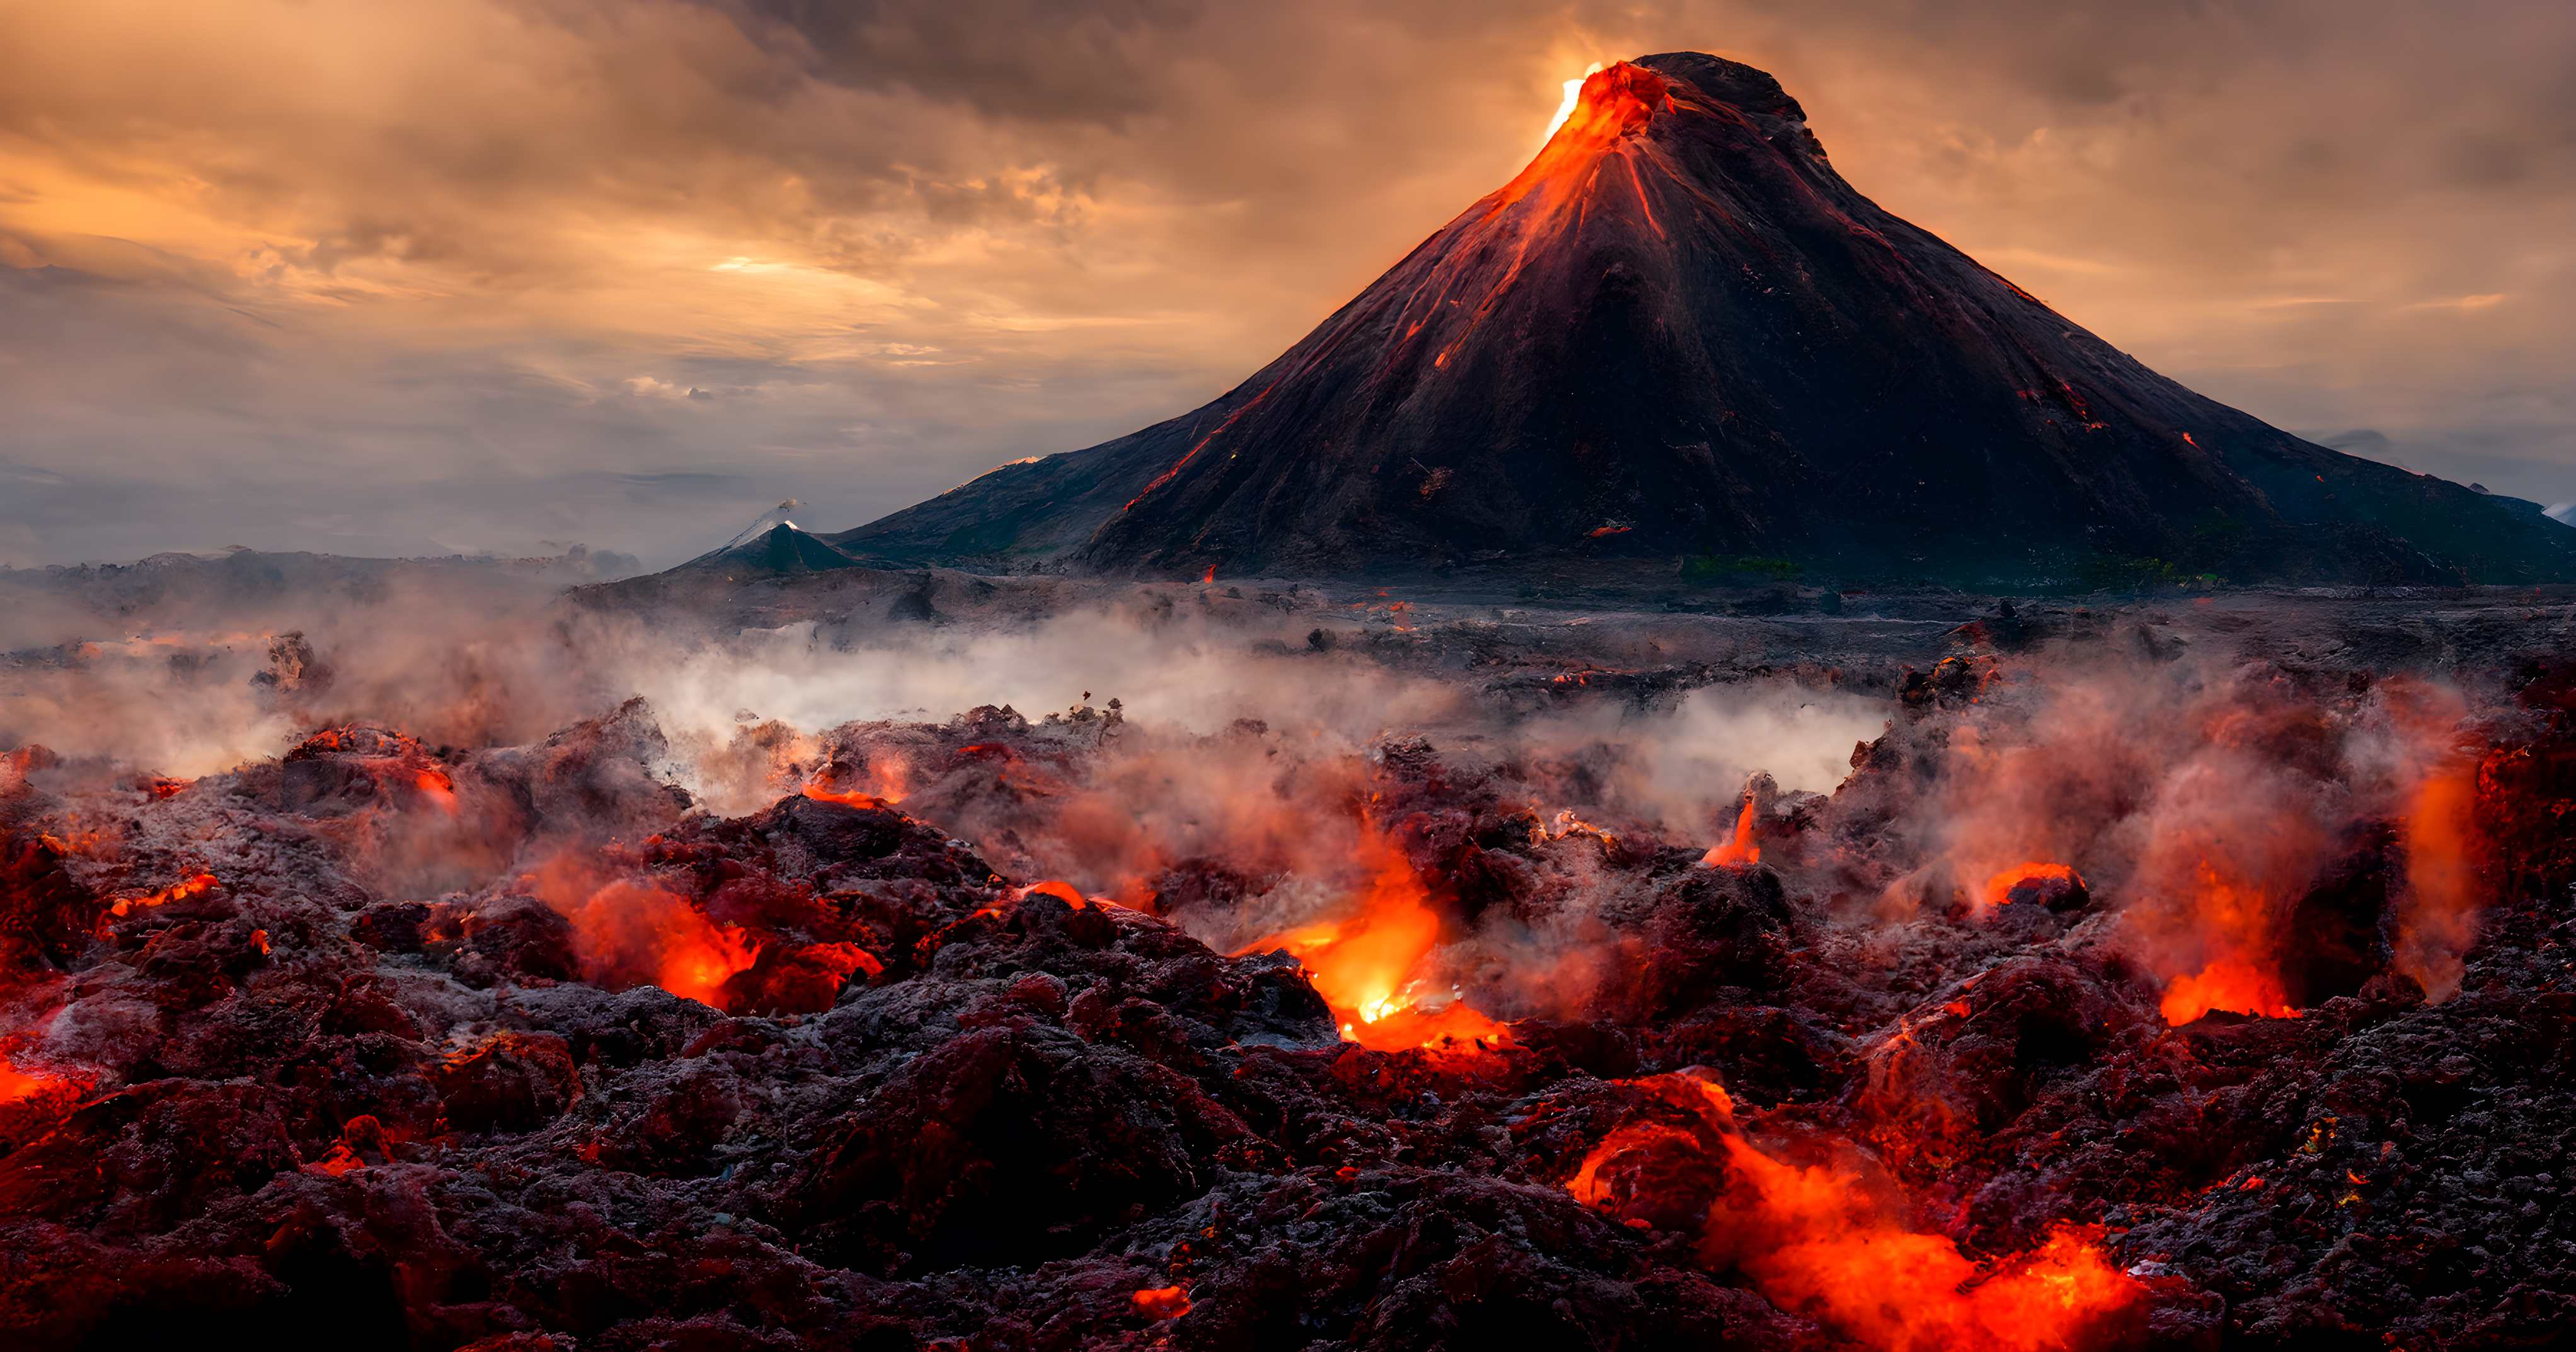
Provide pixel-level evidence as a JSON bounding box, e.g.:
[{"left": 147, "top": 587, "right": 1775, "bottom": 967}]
[
  {"left": 1633, "top": 52, "right": 1807, "bottom": 124},
  {"left": 710, "top": 498, "right": 806, "bottom": 554},
  {"left": 1635, "top": 52, "right": 1824, "bottom": 158}
]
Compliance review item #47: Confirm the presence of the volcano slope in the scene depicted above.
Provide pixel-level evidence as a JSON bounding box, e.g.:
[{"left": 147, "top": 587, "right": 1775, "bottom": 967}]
[
  {"left": 831, "top": 54, "right": 2576, "bottom": 588},
  {"left": 8, "top": 586, "right": 2576, "bottom": 1349}
]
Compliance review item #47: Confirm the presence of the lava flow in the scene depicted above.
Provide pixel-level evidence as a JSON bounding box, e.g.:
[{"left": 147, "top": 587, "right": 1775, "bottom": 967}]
[
  {"left": 1982, "top": 861, "right": 2083, "bottom": 910},
  {"left": 802, "top": 754, "right": 911, "bottom": 809},
  {"left": 522, "top": 852, "right": 759, "bottom": 1007},
  {"left": 1497, "top": 60, "right": 1673, "bottom": 209},
  {"left": 2159, "top": 958, "right": 2299, "bottom": 1025},
  {"left": 1702, "top": 793, "right": 1761, "bottom": 867},
  {"left": 2152, "top": 864, "right": 2302, "bottom": 1024},
  {"left": 0, "top": 1058, "right": 64, "bottom": 1105},
  {"left": 1243, "top": 827, "right": 1507, "bottom": 1051},
  {"left": 1570, "top": 1073, "right": 2144, "bottom": 1352}
]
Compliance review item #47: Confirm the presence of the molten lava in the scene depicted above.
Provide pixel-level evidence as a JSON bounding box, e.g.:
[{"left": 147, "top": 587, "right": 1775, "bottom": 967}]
[
  {"left": 807, "top": 755, "right": 910, "bottom": 810},
  {"left": 0, "top": 1057, "right": 61, "bottom": 1104},
  {"left": 2154, "top": 864, "right": 2299, "bottom": 1024},
  {"left": 525, "top": 854, "right": 759, "bottom": 1008},
  {"left": 802, "top": 783, "right": 890, "bottom": 811},
  {"left": 1131, "top": 1286, "right": 1190, "bottom": 1319},
  {"left": 413, "top": 767, "right": 459, "bottom": 812},
  {"left": 1570, "top": 1072, "right": 2145, "bottom": 1352},
  {"left": 98, "top": 871, "right": 218, "bottom": 931},
  {"left": 1246, "top": 828, "right": 1505, "bottom": 1051},
  {"left": 1982, "top": 861, "right": 2081, "bottom": 908},
  {"left": 1714, "top": 1145, "right": 2141, "bottom": 1352},
  {"left": 1500, "top": 61, "right": 1672, "bottom": 207},
  {"left": 1703, "top": 796, "right": 1761, "bottom": 868},
  {"left": 2160, "top": 960, "right": 2300, "bottom": 1025},
  {"left": 1018, "top": 879, "right": 1091, "bottom": 908}
]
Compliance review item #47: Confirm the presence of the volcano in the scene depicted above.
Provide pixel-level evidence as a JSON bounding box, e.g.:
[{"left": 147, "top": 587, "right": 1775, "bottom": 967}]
[
  {"left": 679, "top": 524, "right": 863, "bottom": 578},
  {"left": 674, "top": 500, "right": 866, "bottom": 577},
  {"left": 833, "top": 53, "right": 2576, "bottom": 585}
]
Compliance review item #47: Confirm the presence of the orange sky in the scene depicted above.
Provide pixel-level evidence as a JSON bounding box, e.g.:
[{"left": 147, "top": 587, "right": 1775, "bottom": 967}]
[{"left": 2, "top": 0, "right": 2570, "bottom": 566}]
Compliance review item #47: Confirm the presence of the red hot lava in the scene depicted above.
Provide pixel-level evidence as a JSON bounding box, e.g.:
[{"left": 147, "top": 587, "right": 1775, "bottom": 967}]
[
  {"left": 1570, "top": 1073, "right": 2145, "bottom": 1352},
  {"left": 0, "top": 1058, "right": 67, "bottom": 1105},
  {"left": 522, "top": 852, "right": 757, "bottom": 1007},
  {"left": 1498, "top": 61, "right": 1674, "bottom": 210},
  {"left": 2154, "top": 863, "right": 2302, "bottom": 1024},
  {"left": 802, "top": 755, "right": 911, "bottom": 811},
  {"left": 1982, "top": 861, "right": 2083, "bottom": 910},
  {"left": 1244, "top": 826, "right": 1507, "bottom": 1051},
  {"left": 1702, "top": 794, "right": 1761, "bottom": 868},
  {"left": 1130, "top": 1285, "right": 1190, "bottom": 1319}
]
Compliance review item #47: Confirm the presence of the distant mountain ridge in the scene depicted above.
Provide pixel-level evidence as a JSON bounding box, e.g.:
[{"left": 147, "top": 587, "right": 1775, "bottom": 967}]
[{"left": 827, "top": 52, "right": 2576, "bottom": 586}]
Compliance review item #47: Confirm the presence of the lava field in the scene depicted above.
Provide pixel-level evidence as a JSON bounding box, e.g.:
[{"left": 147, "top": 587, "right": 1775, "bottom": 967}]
[{"left": 6, "top": 586, "right": 2576, "bottom": 1351}]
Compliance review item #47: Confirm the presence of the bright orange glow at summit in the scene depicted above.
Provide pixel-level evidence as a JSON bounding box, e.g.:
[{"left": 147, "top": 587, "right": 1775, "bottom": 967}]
[{"left": 1543, "top": 60, "right": 1607, "bottom": 143}]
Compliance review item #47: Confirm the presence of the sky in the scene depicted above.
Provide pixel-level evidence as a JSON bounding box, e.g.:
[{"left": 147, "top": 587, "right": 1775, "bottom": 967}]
[{"left": 2, "top": 0, "right": 2571, "bottom": 569}]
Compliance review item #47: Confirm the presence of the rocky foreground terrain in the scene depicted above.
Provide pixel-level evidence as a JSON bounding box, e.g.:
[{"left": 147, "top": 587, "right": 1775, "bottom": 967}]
[{"left": 4, "top": 581, "right": 2576, "bottom": 1350}]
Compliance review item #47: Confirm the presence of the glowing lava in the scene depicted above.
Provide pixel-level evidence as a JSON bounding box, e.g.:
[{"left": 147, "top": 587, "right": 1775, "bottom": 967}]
[
  {"left": 1713, "top": 1140, "right": 2142, "bottom": 1351},
  {"left": 1500, "top": 60, "right": 1674, "bottom": 209},
  {"left": 2160, "top": 960, "right": 2299, "bottom": 1025},
  {"left": 1982, "top": 861, "right": 2081, "bottom": 908},
  {"left": 802, "top": 758, "right": 909, "bottom": 811},
  {"left": 0, "top": 1058, "right": 62, "bottom": 1104},
  {"left": 1570, "top": 1072, "right": 2144, "bottom": 1352},
  {"left": 98, "top": 871, "right": 218, "bottom": 931},
  {"left": 1246, "top": 828, "right": 1505, "bottom": 1051},
  {"left": 1131, "top": 1286, "right": 1190, "bottom": 1319},
  {"left": 2155, "top": 863, "right": 2300, "bottom": 1024},
  {"left": 1702, "top": 796, "right": 1761, "bottom": 868},
  {"left": 524, "top": 854, "right": 759, "bottom": 1009},
  {"left": 413, "top": 767, "right": 459, "bottom": 812},
  {"left": 803, "top": 783, "right": 891, "bottom": 810}
]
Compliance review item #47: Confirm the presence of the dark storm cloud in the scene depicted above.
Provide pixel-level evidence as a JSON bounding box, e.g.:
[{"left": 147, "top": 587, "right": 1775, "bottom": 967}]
[{"left": 1, "top": 0, "right": 2570, "bottom": 567}]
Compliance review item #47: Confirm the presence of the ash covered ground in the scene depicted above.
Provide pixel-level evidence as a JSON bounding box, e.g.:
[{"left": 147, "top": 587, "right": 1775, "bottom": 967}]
[{"left": 6, "top": 560, "right": 2576, "bottom": 1351}]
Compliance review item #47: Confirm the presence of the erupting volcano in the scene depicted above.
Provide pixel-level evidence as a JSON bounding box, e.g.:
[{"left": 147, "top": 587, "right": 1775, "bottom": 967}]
[{"left": 832, "top": 54, "right": 2576, "bottom": 586}]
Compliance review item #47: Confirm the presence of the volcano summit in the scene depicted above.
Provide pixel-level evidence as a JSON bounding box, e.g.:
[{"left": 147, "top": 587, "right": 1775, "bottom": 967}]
[{"left": 834, "top": 54, "right": 2575, "bottom": 587}]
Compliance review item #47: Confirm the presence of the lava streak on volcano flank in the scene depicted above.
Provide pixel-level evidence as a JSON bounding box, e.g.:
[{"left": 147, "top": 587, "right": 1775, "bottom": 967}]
[{"left": 1494, "top": 61, "right": 1673, "bottom": 217}]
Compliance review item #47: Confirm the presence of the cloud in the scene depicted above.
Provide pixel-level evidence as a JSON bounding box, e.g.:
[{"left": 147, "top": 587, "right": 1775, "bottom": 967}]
[{"left": 2399, "top": 293, "right": 2510, "bottom": 312}]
